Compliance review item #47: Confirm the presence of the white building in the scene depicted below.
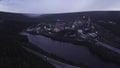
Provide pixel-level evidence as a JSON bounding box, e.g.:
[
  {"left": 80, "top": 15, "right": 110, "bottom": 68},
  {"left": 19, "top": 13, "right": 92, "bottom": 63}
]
[{"left": 53, "top": 28, "right": 61, "bottom": 32}]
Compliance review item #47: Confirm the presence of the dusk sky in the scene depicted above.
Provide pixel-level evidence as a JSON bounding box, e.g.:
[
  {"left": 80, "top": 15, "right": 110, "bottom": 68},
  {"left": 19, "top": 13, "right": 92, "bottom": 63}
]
[{"left": 0, "top": 0, "right": 120, "bottom": 14}]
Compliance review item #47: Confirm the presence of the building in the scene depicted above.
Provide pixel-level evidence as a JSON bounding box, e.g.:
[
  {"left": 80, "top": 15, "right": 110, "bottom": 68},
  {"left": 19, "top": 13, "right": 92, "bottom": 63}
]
[
  {"left": 53, "top": 19, "right": 66, "bottom": 32},
  {"left": 72, "top": 19, "right": 83, "bottom": 29}
]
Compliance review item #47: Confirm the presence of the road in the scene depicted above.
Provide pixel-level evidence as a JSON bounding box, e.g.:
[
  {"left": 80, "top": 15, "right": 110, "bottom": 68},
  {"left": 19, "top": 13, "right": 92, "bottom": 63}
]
[
  {"left": 22, "top": 46, "right": 81, "bottom": 68},
  {"left": 96, "top": 41, "right": 120, "bottom": 54}
]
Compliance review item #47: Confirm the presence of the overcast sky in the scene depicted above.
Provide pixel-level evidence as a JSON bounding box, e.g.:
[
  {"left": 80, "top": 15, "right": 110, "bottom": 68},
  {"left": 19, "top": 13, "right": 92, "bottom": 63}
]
[{"left": 0, "top": 0, "right": 120, "bottom": 14}]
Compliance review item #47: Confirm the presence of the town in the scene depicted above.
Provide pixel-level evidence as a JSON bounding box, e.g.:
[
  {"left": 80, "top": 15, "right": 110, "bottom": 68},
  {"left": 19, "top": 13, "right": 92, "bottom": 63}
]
[{"left": 26, "top": 16, "right": 98, "bottom": 42}]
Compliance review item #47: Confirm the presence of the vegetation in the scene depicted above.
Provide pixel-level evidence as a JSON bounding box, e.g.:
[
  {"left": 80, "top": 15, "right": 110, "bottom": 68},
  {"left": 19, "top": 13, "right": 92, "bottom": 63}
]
[
  {"left": 1, "top": 11, "right": 120, "bottom": 68},
  {"left": 0, "top": 14, "right": 55, "bottom": 68}
]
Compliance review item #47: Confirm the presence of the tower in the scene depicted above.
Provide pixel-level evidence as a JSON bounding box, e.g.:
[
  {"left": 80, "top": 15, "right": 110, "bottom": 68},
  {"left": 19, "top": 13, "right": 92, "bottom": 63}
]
[
  {"left": 87, "top": 16, "right": 91, "bottom": 28},
  {"left": 82, "top": 16, "right": 92, "bottom": 33}
]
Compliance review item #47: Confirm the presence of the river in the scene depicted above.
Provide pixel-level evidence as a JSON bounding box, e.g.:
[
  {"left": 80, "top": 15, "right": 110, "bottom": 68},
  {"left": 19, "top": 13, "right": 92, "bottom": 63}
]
[{"left": 21, "top": 32, "right": 120, "bottom": 68}]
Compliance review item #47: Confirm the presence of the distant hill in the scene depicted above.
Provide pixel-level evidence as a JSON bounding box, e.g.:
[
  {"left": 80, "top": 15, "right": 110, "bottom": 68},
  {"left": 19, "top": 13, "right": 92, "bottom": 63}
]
[
  {"left": 0, "top": 11, "right": 37, "bottom": 22},
  {"left": 0, "top": 11, "right": 120, "bottom": 36},
  {"left": 1, "top": 11, "right": 120, "bottom": 23},
  {"left": 0, "top": 12, "right": 38, "bottom": 35},
  {"left": 37, "top": 11, "right": 120, "bottom": 23}
]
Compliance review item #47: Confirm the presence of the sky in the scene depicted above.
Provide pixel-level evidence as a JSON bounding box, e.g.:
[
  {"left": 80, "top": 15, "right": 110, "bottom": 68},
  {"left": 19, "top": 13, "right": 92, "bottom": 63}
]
[{"left": 0, "top": 0, "right": 120, "bottom": 14}]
